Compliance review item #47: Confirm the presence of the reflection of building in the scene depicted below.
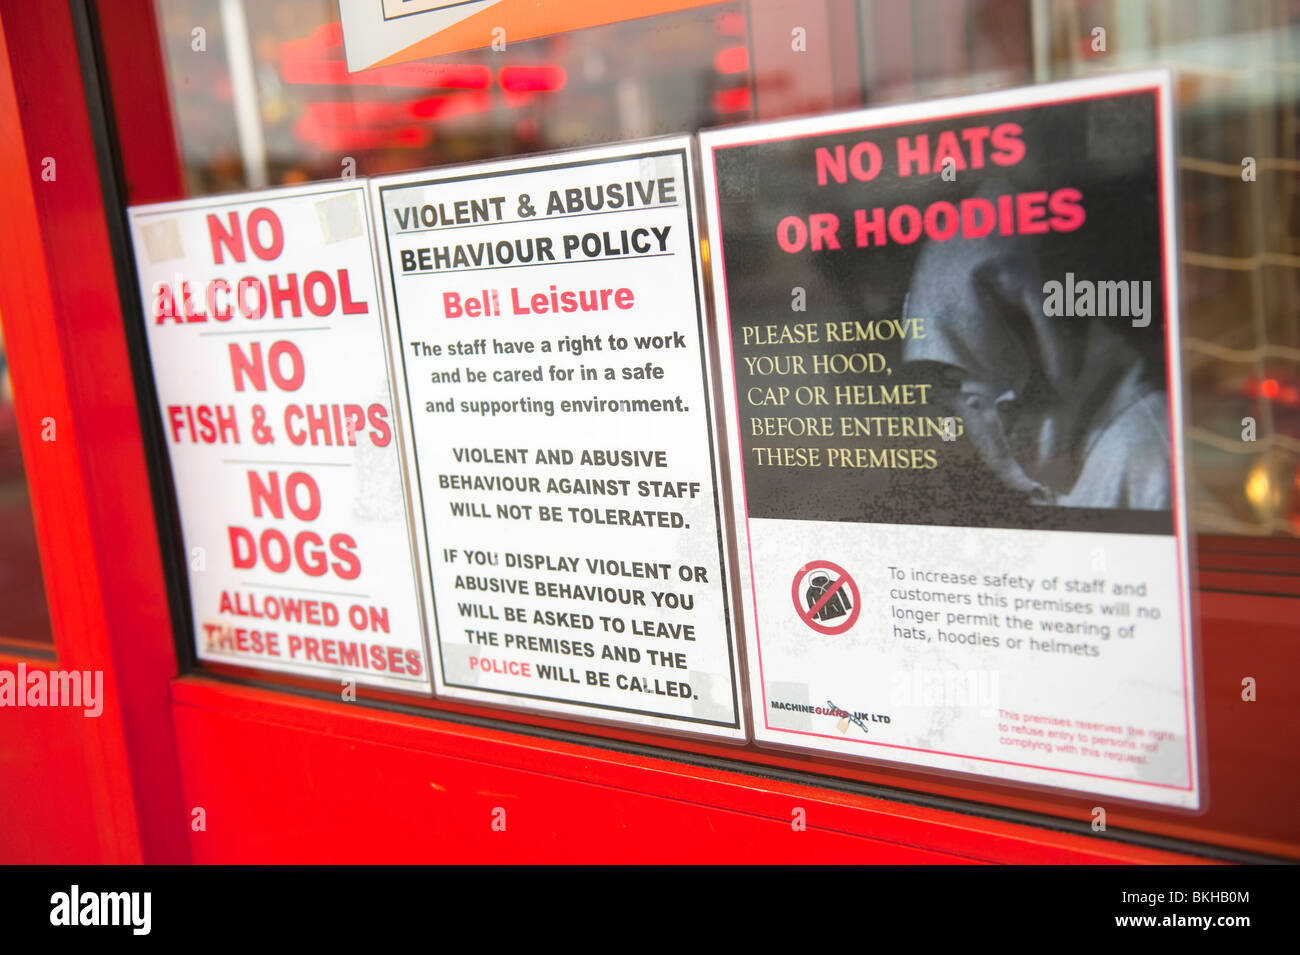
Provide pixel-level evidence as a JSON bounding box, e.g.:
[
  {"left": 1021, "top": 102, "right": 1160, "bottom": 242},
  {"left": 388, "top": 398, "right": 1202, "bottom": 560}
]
[{"left": 156, "top": 0, "right": 756, "bottom": 191}]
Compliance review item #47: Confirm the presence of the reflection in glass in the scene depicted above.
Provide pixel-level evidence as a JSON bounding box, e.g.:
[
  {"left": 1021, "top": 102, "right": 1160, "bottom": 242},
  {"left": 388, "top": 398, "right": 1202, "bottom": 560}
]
[{"left": 0, "top": 319, "right": 54, "bottom": 648}]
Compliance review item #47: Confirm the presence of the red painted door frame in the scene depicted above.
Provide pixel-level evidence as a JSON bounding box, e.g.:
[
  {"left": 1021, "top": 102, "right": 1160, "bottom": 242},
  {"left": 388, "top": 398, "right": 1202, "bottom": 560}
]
[
  {"left": 0, "top": 0, "right": 189, "bottom": 863},
  {"left": 2, "top": 0, "right": 1286, "bottom": 864}
]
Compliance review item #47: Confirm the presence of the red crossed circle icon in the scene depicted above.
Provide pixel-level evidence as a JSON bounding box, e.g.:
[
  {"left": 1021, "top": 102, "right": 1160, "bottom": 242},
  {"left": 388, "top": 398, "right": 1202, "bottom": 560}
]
[{"left": 791, "top": 561, "right": 861, "bottom": 635}]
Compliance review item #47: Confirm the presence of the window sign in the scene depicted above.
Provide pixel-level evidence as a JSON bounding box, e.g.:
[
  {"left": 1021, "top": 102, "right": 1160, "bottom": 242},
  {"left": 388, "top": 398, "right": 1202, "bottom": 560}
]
[
  {"left": 128, "top": 182, "right": 432, "bottom": 692},
  {"left": 700, "top": 72, "right": 1201, "bottom": 807},
  {"left": 371, "top": 140, "right": 744, "bottom": 738}
]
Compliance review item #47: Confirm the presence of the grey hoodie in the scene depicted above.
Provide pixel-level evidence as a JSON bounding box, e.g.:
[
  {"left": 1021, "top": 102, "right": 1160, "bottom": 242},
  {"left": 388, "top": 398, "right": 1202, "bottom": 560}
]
[{"left": 901, "top": 226, "right": 1170, "bottom": 510}]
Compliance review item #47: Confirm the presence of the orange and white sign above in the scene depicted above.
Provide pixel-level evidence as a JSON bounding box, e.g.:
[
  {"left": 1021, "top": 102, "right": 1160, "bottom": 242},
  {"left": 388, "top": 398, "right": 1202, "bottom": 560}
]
[{"left": 339, "top": 0, "right": 723, "bottom": 72}]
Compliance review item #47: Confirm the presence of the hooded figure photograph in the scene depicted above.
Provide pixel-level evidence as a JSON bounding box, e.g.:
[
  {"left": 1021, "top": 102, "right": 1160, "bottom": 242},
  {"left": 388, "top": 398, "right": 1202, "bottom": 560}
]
[{"left": 901, "top": 223, "right": 1171, "bottom": 511}]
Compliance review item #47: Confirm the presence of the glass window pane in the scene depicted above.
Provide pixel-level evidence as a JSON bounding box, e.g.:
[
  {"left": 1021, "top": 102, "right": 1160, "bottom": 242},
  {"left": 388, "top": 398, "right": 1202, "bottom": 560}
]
[{"left": 0, "top": 317, "right": 54, "bottom": 649}]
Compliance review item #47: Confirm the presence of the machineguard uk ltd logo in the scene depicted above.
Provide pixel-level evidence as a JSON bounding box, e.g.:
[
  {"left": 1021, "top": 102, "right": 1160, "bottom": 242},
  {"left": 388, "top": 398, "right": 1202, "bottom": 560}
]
[{"left": 0, "top": 663, "right": 104, "bottom": 718}]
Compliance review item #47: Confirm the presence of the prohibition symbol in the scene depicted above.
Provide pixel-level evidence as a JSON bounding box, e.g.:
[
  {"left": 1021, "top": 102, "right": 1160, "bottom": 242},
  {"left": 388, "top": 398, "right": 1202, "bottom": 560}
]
[{"left": 791, "top": 561, "right": 861, "bottom": 635}]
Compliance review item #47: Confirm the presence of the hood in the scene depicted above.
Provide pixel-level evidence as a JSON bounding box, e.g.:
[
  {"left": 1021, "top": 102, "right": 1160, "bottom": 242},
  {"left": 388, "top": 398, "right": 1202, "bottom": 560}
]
[{"left": 900, "top": 214, "right": 1153, "bottom": 490}]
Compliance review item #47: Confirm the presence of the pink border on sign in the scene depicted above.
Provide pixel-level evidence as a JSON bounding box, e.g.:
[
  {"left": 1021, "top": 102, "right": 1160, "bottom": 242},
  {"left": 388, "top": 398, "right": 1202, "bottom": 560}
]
[{"left": 709, "top": 83, "right": 1194, "bottom": 793}]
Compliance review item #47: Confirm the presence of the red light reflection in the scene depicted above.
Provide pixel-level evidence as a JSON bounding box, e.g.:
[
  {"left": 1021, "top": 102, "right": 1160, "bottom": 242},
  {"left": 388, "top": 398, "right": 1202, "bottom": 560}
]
[
  {"left": 712, "top": 86, "right": 752, "bottom": 113},
  {"left": 714, "top": 46, "right": 749, "bottom": 74},
  {"left": 498, "top": 65, "right": 567, "bottom": 93}
]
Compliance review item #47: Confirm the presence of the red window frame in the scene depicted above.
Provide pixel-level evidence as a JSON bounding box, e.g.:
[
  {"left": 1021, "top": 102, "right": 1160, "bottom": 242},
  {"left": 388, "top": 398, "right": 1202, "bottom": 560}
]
[{"left": 1, "top": 0, "right": 1295, "bottom": 863}]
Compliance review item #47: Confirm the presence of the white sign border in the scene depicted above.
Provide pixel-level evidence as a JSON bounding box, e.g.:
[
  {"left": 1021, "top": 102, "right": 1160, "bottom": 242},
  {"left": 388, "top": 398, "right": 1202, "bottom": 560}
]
[
  {"left": 368, "top": 136, "right": 749, "bottom": 742},
  {"left": 698, "top": 70, "right": 1204, "bottom": 809}
]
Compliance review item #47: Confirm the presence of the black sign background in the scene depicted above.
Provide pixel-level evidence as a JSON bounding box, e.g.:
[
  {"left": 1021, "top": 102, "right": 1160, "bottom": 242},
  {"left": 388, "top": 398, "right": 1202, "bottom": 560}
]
[{"left": 711, "top": 90, "right": 1173, "bottom": 534}]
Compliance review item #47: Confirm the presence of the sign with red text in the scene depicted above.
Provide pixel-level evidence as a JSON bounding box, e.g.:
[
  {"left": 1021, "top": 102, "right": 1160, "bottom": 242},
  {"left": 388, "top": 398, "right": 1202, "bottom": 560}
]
[
  {"left": 128, "top": 182, "right": 431, "bottom": 692},
  {"left": 370, "top": 139, "right": 743, "bottom": 738},
  {"left": 701, "top": 72, "right": 1201, "bottom": 807}
]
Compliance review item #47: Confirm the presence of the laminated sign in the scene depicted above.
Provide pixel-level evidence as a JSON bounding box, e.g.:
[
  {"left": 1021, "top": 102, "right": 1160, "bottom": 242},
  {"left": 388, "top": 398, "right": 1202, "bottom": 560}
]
[
  {"left": 371, "top": 139, "right": 743, "bottom": 738},
  {"left": 700, "top": 72, "right": 1201, "bottom": 806},
  {"left": 128, "top": 182, "right": 431, "bottom": 692}
]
